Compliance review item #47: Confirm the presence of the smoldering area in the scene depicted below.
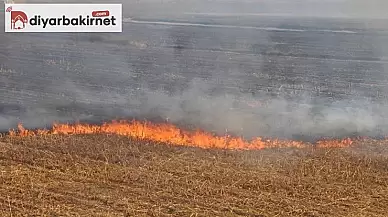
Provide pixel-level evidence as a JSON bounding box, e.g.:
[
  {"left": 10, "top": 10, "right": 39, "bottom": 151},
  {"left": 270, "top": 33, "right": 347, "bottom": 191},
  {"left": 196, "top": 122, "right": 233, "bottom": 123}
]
[{"left": 1, "top": 0, "right": 388, "bottom": 141}]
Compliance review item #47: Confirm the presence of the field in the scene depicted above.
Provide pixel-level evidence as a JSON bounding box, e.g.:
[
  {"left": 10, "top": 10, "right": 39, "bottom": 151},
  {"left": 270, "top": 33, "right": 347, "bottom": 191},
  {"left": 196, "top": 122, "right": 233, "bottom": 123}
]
[
  {"left": 2, "top": 3, "right": 388, "bottom": 216},
  {"left": 2, "top": 13, "right": 388, "bottom": 139},
  {"left": 1, "top": 134, "right": 388, "bottom": 216}
]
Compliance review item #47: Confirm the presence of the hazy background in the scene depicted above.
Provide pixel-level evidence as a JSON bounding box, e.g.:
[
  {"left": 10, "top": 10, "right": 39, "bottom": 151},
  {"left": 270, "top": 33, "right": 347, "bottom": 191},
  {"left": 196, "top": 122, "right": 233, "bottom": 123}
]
[
  {"left": 1, "top": 0, "right": 388, "bottom": 140},
  {"left": 11, "top": 0, "right": 388, "bottom": 19}
]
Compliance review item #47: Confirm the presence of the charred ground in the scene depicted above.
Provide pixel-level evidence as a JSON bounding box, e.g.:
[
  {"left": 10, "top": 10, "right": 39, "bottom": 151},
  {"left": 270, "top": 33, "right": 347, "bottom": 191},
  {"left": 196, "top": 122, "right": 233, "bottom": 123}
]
[{"left": 2, "top": 11, "right": 388, "bottom": 139}]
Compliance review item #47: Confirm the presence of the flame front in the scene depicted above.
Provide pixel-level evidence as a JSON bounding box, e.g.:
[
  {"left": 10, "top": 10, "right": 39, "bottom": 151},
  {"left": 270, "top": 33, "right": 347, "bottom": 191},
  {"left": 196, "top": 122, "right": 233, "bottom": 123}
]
[{"left": 8, "top": 120, "right": 354, "bottom": 150}]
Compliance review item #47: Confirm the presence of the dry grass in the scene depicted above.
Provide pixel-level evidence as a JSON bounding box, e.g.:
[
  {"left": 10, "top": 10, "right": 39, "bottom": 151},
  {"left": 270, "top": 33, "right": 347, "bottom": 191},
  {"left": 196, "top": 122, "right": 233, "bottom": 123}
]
[{"left": 0, "top": 134, "right": 387, "bottom": 216}]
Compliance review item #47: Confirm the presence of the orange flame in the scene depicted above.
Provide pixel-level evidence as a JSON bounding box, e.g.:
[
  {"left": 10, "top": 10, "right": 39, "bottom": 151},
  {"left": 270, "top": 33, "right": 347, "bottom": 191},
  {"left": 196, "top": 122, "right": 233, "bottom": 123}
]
[{"left": 8, "top": 120, "right": 355, "bottom": 150}]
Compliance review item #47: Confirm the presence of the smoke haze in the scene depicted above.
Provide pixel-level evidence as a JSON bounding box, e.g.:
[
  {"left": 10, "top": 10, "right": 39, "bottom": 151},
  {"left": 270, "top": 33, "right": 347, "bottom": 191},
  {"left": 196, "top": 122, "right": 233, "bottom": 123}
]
[{"left": 1, "top": 0, "right": 388, "bottom": 141}]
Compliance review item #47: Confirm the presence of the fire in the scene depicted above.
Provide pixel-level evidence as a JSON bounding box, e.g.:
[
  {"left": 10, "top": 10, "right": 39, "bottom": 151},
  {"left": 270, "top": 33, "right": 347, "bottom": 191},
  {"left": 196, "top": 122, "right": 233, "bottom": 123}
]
[{"left": 8, "top": 120, "right": 354, "bottom": 150}]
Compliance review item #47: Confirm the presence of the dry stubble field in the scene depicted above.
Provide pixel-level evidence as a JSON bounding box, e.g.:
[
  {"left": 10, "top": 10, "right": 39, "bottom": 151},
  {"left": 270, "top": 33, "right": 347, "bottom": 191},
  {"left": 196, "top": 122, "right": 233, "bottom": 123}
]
[{"left": 0, "top": 134, "right": 388, "bottom": 216}]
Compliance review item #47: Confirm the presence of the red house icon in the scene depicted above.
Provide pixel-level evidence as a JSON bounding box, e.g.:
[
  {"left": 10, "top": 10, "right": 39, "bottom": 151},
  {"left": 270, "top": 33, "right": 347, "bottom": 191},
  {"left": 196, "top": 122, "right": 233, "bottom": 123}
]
[{"left": 11, "top": 11, "right": 28, "bottom": 30}]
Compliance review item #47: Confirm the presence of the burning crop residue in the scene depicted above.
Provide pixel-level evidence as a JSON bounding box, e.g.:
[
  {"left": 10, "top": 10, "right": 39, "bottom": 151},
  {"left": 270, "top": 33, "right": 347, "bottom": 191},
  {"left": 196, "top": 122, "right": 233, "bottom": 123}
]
[{"left": 8, "top": 120, "right": 355, "bottom": 150}]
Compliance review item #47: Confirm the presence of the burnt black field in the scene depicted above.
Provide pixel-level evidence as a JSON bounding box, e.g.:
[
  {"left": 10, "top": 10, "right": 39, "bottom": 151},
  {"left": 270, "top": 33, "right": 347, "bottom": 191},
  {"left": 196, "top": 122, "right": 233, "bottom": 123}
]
[{"left": 1, "top": 10, "right": 388, "bottom": 140}]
